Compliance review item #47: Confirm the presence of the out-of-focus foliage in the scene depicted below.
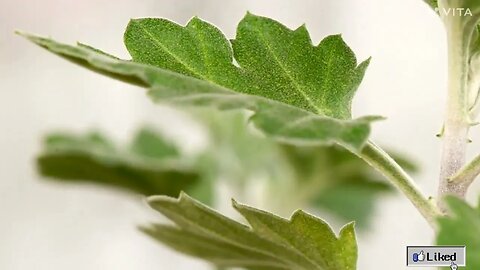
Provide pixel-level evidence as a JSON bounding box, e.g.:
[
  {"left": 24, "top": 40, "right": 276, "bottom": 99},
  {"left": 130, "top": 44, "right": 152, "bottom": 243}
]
[
  {"left": 436, "top": 196, "right": 480, "bottom": 270},
  {"left": 37, "top": 110, "right": 415, "bottom": 228},
  {"left": 38, "top": 129, "right": 199, "bottom": 197},
  {"left": 143, "top": 192, "right": 358, "bottom": 270},
  {"left": 21, "top": 11, "right": 425, "bottom": 270}
]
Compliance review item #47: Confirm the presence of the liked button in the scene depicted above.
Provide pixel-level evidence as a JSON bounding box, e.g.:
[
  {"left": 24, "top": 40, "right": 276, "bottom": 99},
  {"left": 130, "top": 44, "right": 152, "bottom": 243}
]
[{"left": 406, "top": 246, "right": 466, "bottom": 267}]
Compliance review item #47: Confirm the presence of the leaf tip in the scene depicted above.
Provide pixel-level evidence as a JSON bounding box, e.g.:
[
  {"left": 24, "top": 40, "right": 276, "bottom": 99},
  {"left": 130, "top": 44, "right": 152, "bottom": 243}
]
[
  {"left": 187, "top": 16, "right": 202, "bottom": 26},
  {"left": 231, "top": 198, "right": 242, "bottom": 210},
  {"left": 339, "top": 221, "right": 357, "bottom": 240},
  {"left": 15, "top": 30, "right": 36, "bottom": 41},
  {"left": 14, "top": 30, "right": 26, "bottom": 36},
  {"left": 146, "top": 193, "right": 179, "bottom": 207}
]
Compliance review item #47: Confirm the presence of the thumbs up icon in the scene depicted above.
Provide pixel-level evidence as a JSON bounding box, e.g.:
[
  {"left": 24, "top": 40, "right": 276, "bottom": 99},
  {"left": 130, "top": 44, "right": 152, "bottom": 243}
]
[
  {"left": 450, "top": 261, "right": 458, "bottom": 270},
  {"left": 418, "top": 251, "right": 425, "bottom": 261},
  {"left": 413, "top": 251, "right": 425, "bottom": 262}
]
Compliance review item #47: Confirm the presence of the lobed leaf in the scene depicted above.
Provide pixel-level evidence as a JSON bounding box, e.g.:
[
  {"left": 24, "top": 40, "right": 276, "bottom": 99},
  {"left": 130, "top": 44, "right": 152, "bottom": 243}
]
[
  {"left": 143, "top": 193, "right": 357, "bottom": 270},
  {"left": 19, "top": 13, "right": 381, "bottom": 152}
]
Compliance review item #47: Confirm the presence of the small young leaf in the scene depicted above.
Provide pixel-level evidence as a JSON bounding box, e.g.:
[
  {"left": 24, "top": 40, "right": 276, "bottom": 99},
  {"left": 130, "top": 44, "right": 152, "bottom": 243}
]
[
  {"left": 38, "top": 130, "right": 198, "bottom": 196},
  {"left": 436, "top": 196, "right": 480, "bottom": 270},
  {"left": 19, "top": 13, "right": 381, "bottom": 152},
  {"left": 143, "top": 193, "right": 357, "bottom": 270}
]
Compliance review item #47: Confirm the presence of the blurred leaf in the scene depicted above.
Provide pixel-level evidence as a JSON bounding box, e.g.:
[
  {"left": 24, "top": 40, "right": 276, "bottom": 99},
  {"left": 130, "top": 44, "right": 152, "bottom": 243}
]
[
  {"left": 37, "top": 110, "right": 416, "bottom": 228},
  {"left": 130, "top": 128, "right": 179, "bottom": 159},
  {"left": 436, "top": 196, "right": 480, "bottom": 270},
  {"left": 314, "top": 180, "right": 391, "bottom": 227},
  {"left": 19, "top": 13, "right": 381, "bottom": 153},
  {"left": 38, "top": 129, "right": 199, "bottom": 197},
  {"left": 423, "top": 0, "right": 438, "bottom": 10},
  {"left": 143, "top": 193, "right": 357, "bottom": 270},
  {"left": 280, "top": 145, "right": 416, "bottom": 228}
]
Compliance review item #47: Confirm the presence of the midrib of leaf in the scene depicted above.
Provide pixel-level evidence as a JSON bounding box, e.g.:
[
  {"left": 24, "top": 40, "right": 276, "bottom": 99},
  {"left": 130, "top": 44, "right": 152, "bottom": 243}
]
[
  {"left": 152, "top": 226, "right": 289, "bottom": 268},
  {"left": 189, "top": 21, "right": 213, "bottom": 79},
  {"left": 155, "top": 205, "right": 305, "bottom": 269},
  {"left": 251, "top": 27, "right": 323, "bottom": 115},
  {"left": 133, "top": 21, "right": 208, "bottom": 81},
  {"left": 318, "top": 46, "right": 336, "bottom": 114}
]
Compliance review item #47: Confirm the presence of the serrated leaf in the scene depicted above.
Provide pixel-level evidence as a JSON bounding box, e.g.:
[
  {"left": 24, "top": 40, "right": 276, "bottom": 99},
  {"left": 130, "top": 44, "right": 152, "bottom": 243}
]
[
  {"left": 436, "top": 196, "right": 480, "bottom": 270},
  {"left": 143, "top": 193, "right": 357, "bottom": 270},
  {"left": 37, "top": 129, "right": 198, "bottom": 196},
  {"left": 125, "top": 15, "right": 369, "bottom": 120},
  {"left": 19, "top": 13, "right": 381, "bottom": 152},
  {"left": 124, "top": 17, "right": 252, "bottom": 93},
  {"left": 232, "top": 15, "right": 369, "bottom": 119}
]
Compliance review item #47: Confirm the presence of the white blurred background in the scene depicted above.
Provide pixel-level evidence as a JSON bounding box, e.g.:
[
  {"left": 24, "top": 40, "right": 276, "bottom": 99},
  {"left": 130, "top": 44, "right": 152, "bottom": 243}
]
[{"left": 2, "top": 0, "right": 479, "bottom": 269}]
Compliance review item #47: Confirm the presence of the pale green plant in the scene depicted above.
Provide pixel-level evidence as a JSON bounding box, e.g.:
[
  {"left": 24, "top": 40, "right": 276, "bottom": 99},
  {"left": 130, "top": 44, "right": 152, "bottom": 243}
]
[{"left": 18, "top": 0, "right": 480, "bottom": 269}]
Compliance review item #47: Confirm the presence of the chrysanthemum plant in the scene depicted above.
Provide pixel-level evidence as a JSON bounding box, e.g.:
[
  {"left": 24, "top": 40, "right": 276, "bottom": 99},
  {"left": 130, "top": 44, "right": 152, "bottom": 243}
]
[{"left": 18, "top": 0, "right": 480, "bottom": 269}]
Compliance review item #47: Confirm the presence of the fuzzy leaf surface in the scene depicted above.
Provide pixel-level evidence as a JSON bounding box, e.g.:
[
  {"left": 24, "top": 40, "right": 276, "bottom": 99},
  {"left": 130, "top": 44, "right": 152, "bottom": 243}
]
[
  {"left": 143, "top": 193, "right": 357, "bottom": 270},
  {"left": 125, "top": 14, "right": 369, "bottom": 119},
  {"left": 19, "top": 14, "right": 380, "bottom": 152}
]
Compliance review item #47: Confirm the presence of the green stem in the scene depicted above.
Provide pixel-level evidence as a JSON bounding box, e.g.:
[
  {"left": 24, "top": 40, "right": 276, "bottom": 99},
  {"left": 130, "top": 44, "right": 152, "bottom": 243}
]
[
  {"left": 450, "top": 153, "right": 480, "bottom": 186},
  {"left": 436, "top": 0, "right": 480, "bottom": 203},
  {"left": 359, "top": 142, "right": 441, "bottom": 228}
]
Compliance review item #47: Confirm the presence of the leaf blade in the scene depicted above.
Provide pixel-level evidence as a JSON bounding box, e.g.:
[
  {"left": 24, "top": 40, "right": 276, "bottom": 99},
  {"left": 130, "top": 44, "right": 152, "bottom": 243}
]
[
  {"left": 145, "top": 193, "right": 357, "bottom": 270},
  {"left": 19, "top": 30, "right": 380, "bottom": 152}
]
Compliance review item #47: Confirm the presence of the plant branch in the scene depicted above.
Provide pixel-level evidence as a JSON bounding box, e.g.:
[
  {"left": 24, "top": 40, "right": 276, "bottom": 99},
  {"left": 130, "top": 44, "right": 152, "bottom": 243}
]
[
  {"left": 359, "top": 141, "right": 441, "bottom": 228},
  {"left": 449, "top": 153, "right": 480, "bottom": 186}
]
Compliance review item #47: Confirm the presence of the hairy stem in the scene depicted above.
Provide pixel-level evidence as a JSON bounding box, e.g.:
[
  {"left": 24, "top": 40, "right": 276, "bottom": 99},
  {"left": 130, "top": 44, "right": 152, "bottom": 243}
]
[
  {"left": 438, "top": 2, "right": 475, "bottom": 203},
  {"left": 450, "top": 153, "right": 480, "bottom": 186},
  {"left": 360, "top": 142, "right": 441, "bottom": 228}
]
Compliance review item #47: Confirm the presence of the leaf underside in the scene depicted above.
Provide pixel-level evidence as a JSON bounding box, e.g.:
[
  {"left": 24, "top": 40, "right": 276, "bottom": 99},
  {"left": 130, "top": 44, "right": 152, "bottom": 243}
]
[
  {"left": 19, "top": 13, "right": 381, "bottom": 152},
  {"left": 143, "top": 193, "right": 357, "bottom": 270},
  {"left": 38, "top": 129, "right": 199, "bottom": 197}
]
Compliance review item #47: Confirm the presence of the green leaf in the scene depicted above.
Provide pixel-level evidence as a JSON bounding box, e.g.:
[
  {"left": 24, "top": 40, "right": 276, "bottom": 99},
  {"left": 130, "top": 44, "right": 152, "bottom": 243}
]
[
  {"left": 423, "top": 0, "right": 438, "bottom": 10},
  {"left": 130, "top": 128, "right": 179, "bottom": 159},
  {"left": 436, "top": 196, "right": 480, "bottom": 270},
  {"left": 125, "top": 15, "right": 369, "bottom": 119},
  {"left": 124, "top": 17, "right": 252, "bottom": 93},
  {"left": 143, "top": 193, "right": 357, "bottom": 270},
  {"left": 18, "top": 13, "right": 381, "bottom": 152},
  {"left": 37, "top": 129, "right": 199, "bottom": 197},
  {"left": 313, "top": 180, "right": 391, "bottom": 227},
  {"left": 280, "top": 145, "right": 417, "bottom": 228},
  {"left": 232, "top": 14, "right": 369, "bottom": 119}
]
